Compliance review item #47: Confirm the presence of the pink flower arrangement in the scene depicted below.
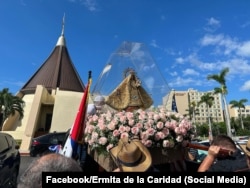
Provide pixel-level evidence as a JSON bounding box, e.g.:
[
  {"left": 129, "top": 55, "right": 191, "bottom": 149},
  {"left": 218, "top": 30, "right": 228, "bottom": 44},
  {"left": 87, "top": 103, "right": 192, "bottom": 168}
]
[{"left": 84, "top": 108, "right": 195, "bottom": 156}]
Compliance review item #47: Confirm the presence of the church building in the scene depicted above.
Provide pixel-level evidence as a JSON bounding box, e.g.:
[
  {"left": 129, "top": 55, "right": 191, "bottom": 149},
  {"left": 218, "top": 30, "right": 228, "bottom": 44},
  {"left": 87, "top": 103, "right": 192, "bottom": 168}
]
[{"left": 2, "top": 20, "right": 89, "bottom": 154}]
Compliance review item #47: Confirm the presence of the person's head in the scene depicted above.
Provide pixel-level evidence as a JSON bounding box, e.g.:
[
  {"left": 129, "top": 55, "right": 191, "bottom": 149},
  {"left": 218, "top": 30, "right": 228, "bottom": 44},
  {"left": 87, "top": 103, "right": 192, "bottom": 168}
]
[
  {"left": 238, "top": 138, "right": 250, "bottom": 168},
  {"left": 109, "top": 137, "right": 152, "bottom": 172},
  {"left": 18, "top": 153, "right": 82, "bottom": 188},
  {"left": 211, "top": 134, "right": 237, "bottom": 152}
]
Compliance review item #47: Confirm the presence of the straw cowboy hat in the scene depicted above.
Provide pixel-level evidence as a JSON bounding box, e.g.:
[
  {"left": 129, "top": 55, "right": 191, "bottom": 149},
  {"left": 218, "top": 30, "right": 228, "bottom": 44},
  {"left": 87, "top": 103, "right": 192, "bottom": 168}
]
[
  {"left": 238, "top": 138, "right": 250, "bottom": 157},
  {"left": 110, "top": 137, "right": 152, "bottom": 172}
]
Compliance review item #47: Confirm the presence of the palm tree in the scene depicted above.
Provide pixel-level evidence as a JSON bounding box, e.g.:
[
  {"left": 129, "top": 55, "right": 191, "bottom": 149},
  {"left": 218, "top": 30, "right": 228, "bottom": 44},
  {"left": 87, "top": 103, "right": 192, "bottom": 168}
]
[
  {"left": 186, "top": 101, "right": 199, "bottom": 133},
  {"left": 207, "top": 67, "right": 232, "bottom": 137},
  {"left": 229, "top": 99, "right": 248, "bottom": 130},
  {"left": 0, "top": 88, "right": 25, "bottom": 130},
  {"left": 189, "top": 101, "right": 199, "bottom": 123},
  {"left": 198, "top": 92, "right": 214, "bottom": 140}
]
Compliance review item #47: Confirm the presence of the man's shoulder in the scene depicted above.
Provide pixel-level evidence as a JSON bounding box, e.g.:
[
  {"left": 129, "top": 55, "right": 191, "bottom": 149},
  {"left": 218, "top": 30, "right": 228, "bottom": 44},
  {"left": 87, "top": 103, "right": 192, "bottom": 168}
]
[{"left": 208, "top": 155, "right": 248, "bottom": 172}]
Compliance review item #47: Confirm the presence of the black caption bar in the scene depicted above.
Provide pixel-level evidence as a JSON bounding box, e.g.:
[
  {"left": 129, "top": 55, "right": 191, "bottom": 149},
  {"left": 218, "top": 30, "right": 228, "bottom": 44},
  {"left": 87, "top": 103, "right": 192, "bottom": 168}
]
[{"left": 42, "top": 172, "right": 250, "bottom": 187}]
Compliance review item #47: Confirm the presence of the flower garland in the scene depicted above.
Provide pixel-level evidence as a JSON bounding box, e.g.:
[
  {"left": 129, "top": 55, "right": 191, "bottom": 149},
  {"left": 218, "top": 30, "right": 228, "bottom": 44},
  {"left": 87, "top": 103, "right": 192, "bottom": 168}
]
[{"left": 84, "top": 108, "right": 195, "bottom": 156}]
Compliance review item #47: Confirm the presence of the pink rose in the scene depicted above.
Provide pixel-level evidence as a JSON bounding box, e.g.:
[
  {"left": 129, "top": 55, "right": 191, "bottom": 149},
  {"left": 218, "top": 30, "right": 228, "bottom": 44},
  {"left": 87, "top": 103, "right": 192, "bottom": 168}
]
[
  {"left": 119, "top": 115, "right": 127, "bottom": 123},
  {"left": 175, "top": 127, "right": 181, "bottom": 134},
  {"left": 131, "top": 126, "right": 140, "bottom": 135},
  {"left": 128, "top": 119, "right": 135, "bottom": 126},
  {"left": 180, "top": 127, "right": 187, "bottom": 135},
  {"left": 156, "top": 121, "right": 164, "bottom": 129},
  {"left": 144, "top": 140, "right": 153, "bottom": 147},
  {"left": 162, "top": 127, "right": 169, "bottom": 136},
  {"left": 107, "top": 122, "right": 116, "bottom": 130},
  {"left": 106, "top": 144, "right": 114, "bottom": 151},
  {"left": 136, "top": 122, "right": 143, "bottom": 129},
  {"left": 125, "top": 126, "right": 131, "bottom": 132},
  {"left": 120, "top": 132, "right": 129, "bottom": 138},
  {"left": 98, "top": 137, "right": 107, "bottom": 145},
  {"left": 153, "top": 114, "right": 160, "bottom": 121},
  {"left": 140, "top": 131, "right": 149, "bottom": 140},
  {"left": 143, "top": 122, "right": 151, "bottom": 130},
  {"left": 155, "top": 131, "right": 165, "bottom": 140},
  {"left": 112, "top": 129, "right": 120, "bottom": 137},
  {"left": 146, "top": 127, "right": 155, "bottom": 136},
  {"left": 126, "top": 112, "right": 134, "bottom": 119},
  {"left": 98, "top": 123, "right": 106, "bottom": 131},
  {"left": 148, "top": 119, "right": 154, "bottom": 126},
  {"left": 118, "top": 125, "right": 126, "bottom": 133}
]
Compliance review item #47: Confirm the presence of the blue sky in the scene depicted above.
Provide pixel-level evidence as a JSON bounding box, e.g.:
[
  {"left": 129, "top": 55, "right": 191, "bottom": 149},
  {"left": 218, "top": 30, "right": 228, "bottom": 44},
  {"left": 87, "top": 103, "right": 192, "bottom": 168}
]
[{"left": 1, "top": 0, "right": 250, "bottom": 105}]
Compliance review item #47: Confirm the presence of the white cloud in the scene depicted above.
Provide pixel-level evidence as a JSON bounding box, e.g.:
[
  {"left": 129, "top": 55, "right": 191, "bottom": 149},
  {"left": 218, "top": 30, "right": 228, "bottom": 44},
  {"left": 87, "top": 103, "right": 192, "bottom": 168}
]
[
  {"left": 200, "top": 34, "right": 224, "bottom": 46},
  {"left": 170, "top": 71, "right": 178, "bottom": 77},
  {"left": 82, "top": 0, "right": 98, "bottom": 12},
  {"left": 218, "top": 58, "right": 250, "bottom": 76},
  {"left": 142, "top": 63, "right": 155, "bottom": 72},
  {"left": 208, "top": 17, "right": 220, "bottom": 26},
  {"left": 175, "top": 57, "right": 185, "bottom": 64},
  {"left": 241, "top": 21, "right": 250, "bottom": 28},
  {"left": 236, "top": 41, "right": 250, "bottom": 57},
  {"left": 182, "top": 69, "right": 200, "bottom": 76},
  {"left": 169, "top": 76, "right": 202, "bottom": 87},
  {"left": 204, "top": 17, "right": 221, "bottom": 32},
  {"left": 240, "top": 80, "right": 250, "bottom": 91},
  {"left": 164, "top": 48, "right": 180, "bottom": 56},
  {"left": 185, "top": 53, "right": 216, "bottom": 71},
  {"left": 150, "top": 40, "right": 160, "bottom": 48},
  {"left": 68, "top": 0, "right": 98, "bottom": 11},
  {"left": 200, "top": 34, "right": 239, "bottom": 56}
]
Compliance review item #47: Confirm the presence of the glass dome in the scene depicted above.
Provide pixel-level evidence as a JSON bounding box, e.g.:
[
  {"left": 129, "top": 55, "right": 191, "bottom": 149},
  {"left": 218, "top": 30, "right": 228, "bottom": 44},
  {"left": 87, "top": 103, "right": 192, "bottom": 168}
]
[{"left": 91, "top": 41, "right": 171, "bottom": 109}]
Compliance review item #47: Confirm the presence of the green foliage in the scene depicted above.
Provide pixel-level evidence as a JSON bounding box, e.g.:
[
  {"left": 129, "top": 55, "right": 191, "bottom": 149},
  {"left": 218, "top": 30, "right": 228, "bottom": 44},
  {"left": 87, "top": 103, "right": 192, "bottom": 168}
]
[
  {"left": 236, "top": 128, "right": 250, "bottom": 136},
  {"left": 213, "top": 122, "right": 227, "bottom": 135},
  {"left": 196, "top": 122, "right": 227, "bottom": 137},
  {"left": 207, "top": 67, "right": 232, "bottom": 137},
  {"left": 196, "top": 124, "right": 209, "bottom": 137},
  {"left": 0, "top": 88, "right": 25, "bottom": 129}
]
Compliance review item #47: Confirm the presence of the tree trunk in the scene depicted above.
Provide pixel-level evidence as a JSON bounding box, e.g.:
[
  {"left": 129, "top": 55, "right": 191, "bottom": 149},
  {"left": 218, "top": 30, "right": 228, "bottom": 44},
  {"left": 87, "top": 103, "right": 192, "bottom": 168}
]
[
  {"left": 192, "top": 110, "right": 196, "bottom": 131},
  {"left": 239, "top": 109, "right": 244, "bottom": 129},
  {"left": 207, "top": 106, "right": 213, "bottom": 141},
  {"left": 223, "top": 95, "right": 232, "bottom": 137}
]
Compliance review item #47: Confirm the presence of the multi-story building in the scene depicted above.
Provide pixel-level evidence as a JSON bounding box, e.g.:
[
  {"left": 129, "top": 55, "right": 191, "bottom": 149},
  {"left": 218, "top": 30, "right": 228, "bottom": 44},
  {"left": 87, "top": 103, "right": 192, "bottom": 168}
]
[
  {"left": 228, "top": 104, "right": 250, "bottom": 118},
  {"left": 163, "top": 88, "right": 224, "bottom": 124}
]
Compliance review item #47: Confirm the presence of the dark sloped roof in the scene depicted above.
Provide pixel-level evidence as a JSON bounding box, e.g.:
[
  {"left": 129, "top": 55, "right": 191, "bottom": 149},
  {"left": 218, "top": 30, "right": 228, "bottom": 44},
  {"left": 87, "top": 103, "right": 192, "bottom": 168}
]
[{"left": 20, "top": 34, "right": 85, "bottom": 94}]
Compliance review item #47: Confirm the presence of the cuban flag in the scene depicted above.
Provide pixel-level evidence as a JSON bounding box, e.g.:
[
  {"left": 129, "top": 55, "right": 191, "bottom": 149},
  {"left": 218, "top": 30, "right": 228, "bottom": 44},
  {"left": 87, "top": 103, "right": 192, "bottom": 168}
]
[
  {"left": 171, "top": 93, "right": 178, "bottom": 113},
  {"left": 59, "top": 71, "right": 92, "bottom": 158},
  {"left": 48, "top": 145, "right": 61, "bottom": 153}
]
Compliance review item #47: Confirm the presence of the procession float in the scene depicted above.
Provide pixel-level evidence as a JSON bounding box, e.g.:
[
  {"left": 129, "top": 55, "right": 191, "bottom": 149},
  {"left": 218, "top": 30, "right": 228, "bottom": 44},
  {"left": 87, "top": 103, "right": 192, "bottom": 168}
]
[{"left": 84, "top": 41, "right": 195, "bottom": 171}]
